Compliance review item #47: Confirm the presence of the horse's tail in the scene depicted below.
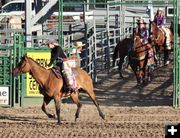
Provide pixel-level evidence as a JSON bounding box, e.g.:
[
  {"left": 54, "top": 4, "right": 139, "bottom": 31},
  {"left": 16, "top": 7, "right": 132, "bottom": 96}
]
[{"left": 112, "top": 42, "right": 120, "bottom": 67}]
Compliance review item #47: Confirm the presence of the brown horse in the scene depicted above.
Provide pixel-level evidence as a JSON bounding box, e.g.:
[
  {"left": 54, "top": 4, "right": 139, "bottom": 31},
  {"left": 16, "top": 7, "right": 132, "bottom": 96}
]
[
  {"left": 13, "top": 55, "right": 105, "bottom": 125},
  {"left": 149, "top": 21, "right": 173, "bottom": 65},
  {"left": 133, "top": 35, "right": 152, "bottom": 85}
]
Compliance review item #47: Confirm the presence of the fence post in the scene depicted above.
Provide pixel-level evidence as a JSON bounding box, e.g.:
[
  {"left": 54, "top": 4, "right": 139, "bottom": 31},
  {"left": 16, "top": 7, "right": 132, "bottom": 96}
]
[
  {"left": 84, "top": 23, "right": 88, "bottom": 72},
  {"left": 13, "top": 33, "right": 24, "bottom": 107},
  {"left": 93, "top": 18, "right": 97, "bottom": 82},
  {"left": 106, "top": 2, "right": 111, "bottom": 73}
]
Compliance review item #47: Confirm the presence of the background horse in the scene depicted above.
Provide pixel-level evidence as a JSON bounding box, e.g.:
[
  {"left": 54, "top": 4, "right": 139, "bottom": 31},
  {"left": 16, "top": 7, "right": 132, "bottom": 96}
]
[
  {"left": 112, "top": 37, "right": 135, "bottom": 78},
  {"left": 133, "top": 35, "right": 150, "bottom": 85},
  {"left": 13, "top": 55, "right": 105, "bottom": 125},
  {"left": 170, "top": 21, "right": 180, "bottom": 36},
  {"left": 149, "top": 21, "right": 173, "bottom": 65}
]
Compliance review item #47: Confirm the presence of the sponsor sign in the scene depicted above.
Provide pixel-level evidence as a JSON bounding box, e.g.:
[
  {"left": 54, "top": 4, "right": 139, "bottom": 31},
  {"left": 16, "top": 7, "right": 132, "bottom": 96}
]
[
  {"left": 26, "top": 52, "right": 50, "bottom": 96},
  {"left": 0, "top": 86, "right": 9, "bottom": 105}
]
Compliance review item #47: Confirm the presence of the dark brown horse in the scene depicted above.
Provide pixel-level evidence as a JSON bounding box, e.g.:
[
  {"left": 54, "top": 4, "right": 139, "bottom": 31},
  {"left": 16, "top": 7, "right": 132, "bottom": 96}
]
[
  {"left": 170, "top": 21, "right": 180, "bottom": 37},
  {"left": 13, "top": 55, "right": 105, "bottom": 125},
  {"left": 112, "top": 37, "right": 136, "bottom": 78},
  {"left": 149, "top": 21, "right": 173, "bottom": 65}
]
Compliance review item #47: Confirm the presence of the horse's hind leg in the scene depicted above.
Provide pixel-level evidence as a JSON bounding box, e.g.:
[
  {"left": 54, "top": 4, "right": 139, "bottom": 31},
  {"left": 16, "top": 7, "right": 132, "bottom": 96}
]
[
  {"left": 42, "top": 96, "right": 55, "bottom": 118},
  {"left": 54, "top": 94, "right": 62, "bottom": 125},
  {"left": 164, "top": 50, "right": 170, "bottom": 65},
  {"left": 85, "top": 85, "right": 105, "bottom": 120},
  {"left": 70, "top": 92, "right": 82, "bottom": 122},
  {"left": 118, "top": 56, "right": 125, "bottom": 78}
]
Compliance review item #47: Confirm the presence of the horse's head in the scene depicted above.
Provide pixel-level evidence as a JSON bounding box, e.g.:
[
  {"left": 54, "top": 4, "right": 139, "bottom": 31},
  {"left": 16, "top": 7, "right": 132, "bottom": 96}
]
[
  {"left": 13, "top": 55, "right": 31, "bottom": 75},
  {"left": 134, "top": 35, "right": 142, "bottom": 49}
]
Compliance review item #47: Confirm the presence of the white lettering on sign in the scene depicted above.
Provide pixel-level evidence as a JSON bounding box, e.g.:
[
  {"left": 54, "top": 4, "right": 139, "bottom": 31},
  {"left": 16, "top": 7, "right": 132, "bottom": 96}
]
[{"left": 0, "top": 87, "right": 9, "bottom": 105}]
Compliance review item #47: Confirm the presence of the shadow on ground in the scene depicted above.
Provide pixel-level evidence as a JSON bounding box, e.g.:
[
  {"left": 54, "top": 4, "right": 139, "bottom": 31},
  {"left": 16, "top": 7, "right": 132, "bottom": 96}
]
[{"left": 63, "top": 63, "right": 173, "bottom": 107}]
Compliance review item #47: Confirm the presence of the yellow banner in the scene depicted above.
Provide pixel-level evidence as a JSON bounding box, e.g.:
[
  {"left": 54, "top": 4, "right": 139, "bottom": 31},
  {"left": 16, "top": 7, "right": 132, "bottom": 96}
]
[{"left": 26, "top": 52, "right": 50, "bottom": 96}]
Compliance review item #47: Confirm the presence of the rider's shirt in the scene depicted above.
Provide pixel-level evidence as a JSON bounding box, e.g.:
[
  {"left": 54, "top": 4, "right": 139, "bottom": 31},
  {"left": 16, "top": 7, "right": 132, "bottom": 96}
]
[
  {"left": 153, "top": 15, "right": 164, "bottom": 27},
  {"left": 138, "top": 27, "right": 149, "bottom": 44},
  {"left": 48, "top": 46, "right": 67, "bottom": 67}
]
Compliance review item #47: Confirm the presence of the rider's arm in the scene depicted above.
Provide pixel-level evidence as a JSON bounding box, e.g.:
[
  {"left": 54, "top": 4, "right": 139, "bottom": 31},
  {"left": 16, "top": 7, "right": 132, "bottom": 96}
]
[{"left": 48, "top": 47, "right": 59, "bottom": 67}]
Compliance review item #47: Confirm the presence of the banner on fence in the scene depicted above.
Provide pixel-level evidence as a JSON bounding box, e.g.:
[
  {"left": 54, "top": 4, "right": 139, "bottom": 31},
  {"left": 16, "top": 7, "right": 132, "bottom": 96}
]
[
  {"left": 26, "top": 52, "right": 50, "bottom": 97},
  {"left": 0, "top": 86, "right": 9, "bottom": 105}
]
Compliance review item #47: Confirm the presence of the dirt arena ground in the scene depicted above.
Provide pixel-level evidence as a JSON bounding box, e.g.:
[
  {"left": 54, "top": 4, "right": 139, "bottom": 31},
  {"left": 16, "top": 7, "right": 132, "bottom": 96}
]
[{"left": 1, "top": 62, "right": 180, "bottom": 138}]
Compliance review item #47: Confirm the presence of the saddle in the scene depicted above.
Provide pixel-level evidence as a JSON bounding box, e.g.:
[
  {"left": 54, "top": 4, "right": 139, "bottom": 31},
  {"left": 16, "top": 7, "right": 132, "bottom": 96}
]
[
  {"left": 159, "top": 27, "right": 171, "bottom": 49},
  {"left": 51, "top": 64, "right": 77, "bottom": 93},
  {"left": 51, "top": 66, "right": 62, "bottom": 79}
]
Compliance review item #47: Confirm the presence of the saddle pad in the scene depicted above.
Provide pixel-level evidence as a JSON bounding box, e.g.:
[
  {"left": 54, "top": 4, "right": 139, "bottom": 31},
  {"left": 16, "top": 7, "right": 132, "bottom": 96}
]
[
  {"left": 160, "top": 27, "right": 171, "bottom": 42},
  {"left": 64, "top": 58, "right": 77, "bottom": 68}
]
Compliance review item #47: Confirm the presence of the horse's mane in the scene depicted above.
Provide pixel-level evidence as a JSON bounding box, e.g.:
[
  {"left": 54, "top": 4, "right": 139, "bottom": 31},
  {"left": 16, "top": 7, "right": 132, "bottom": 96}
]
[
  {"left": 27, "top": 56, "right": 47, "bottom": 70},
  {"left": 150, "top": 21, "right": 159, "bottom": 30}
]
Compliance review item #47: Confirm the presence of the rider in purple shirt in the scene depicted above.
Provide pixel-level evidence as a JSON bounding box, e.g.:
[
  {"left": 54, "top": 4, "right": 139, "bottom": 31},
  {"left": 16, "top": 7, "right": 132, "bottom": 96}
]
[
  {"left": 136, "top": 18, "right": 149, "bottom": 44},
  {"left": 153, "top": 8, "right": 165, "bottom": 27}
]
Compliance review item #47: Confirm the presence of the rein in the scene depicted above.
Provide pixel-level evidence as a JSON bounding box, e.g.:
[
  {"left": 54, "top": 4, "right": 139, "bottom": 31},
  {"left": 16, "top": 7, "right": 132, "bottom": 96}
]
[{"left": 134, "top": 41, "right": 148, "bottom": 61}]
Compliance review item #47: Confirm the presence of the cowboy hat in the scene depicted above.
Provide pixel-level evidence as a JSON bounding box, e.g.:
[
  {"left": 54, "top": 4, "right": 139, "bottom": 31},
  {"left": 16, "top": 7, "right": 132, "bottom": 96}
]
[
  {"left": 47, "top": 38, "right": 59, "bottom": 46},
  {"left": 158, "top": 8, "right": 163, "bottom": 11},
  {"left": 74, "top": 41, "right": 85, "bottom": 48},
  {"left": 136, "top": 17, "right": 146, "bottom": 24}
]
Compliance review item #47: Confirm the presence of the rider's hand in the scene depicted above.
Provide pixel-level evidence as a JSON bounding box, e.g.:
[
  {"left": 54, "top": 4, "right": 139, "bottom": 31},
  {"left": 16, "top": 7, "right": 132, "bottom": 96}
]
[{"left": 46, "top": 65, "right": 53, "bottom": 69}]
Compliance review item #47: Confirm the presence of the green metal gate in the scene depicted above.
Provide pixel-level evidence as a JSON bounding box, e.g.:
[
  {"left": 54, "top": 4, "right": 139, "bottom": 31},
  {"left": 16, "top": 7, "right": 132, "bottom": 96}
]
[
  {"left": 0, "top": 47, "right": 12, "bottom": 106},
  {"left": 0, "top": 33, "right": 24, "bottom": 107},
  {"left": 173, "top": 0, "right": 180, "bottom": 107}
]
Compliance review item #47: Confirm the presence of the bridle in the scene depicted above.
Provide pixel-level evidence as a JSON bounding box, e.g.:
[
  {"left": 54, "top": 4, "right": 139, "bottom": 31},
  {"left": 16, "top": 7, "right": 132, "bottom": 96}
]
[{"left": 17, "top": 59, "right": 27, "bottom": 73}]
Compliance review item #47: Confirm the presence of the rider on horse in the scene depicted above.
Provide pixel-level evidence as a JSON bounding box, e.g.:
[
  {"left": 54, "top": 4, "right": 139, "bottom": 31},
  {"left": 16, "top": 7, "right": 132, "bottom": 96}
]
[
  {"left": 153, "top": 8, "right": 171, "bottom": 50},
  {"left": 47, "top": 39, "right": 77, "bottom": 92},
  {"left": 153, "top": 8, "right": 164, "bottom": 28},
  {"left": 136, "top": 17, "right": 149, "bottom": 44},
  {"left": 136, "top": 18, "right": 154, "bottom": 82}
]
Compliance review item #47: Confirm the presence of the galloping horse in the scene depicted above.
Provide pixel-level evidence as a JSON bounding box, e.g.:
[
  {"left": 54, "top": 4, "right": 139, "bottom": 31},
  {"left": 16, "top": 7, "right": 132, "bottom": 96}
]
[
  {"left": 13, "top": 55, "right": 105, "bottom": 125},
  {"left": 112, "top": 37, "right": 135, "bottom": 78},
  {"left": 149, "top": 21, "right": 173, "bottom": 65}
]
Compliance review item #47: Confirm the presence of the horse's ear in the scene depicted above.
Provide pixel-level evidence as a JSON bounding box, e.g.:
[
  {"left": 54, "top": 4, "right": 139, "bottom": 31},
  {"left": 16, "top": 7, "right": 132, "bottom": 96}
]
[
  {"left": 22, "top": 54, "right": 28, "bottom": 61},
  {"left": 24, "top": 55, "right": 28, "bottom": 61}
]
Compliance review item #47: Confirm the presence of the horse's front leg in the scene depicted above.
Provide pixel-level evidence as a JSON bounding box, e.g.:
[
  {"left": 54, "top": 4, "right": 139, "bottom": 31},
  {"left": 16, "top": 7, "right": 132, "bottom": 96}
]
[
  {"left": 54, "top": 93, "right": 62, "bottom": 125},
  {"left": 41, "top": 96, "right": 55, "bottom": 118},
  {"left": 70, "top": 91, "right": 82, "bottom": 122}
]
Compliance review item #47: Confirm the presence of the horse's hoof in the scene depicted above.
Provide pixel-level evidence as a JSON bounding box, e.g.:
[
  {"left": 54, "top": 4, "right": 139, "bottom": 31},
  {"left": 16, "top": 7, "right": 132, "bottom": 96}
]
[
  {"left": 48, "top": 114, "right": 55, "bottom": 119},
  {"left": 119, "top": 75, "right": 124, "bottom": 79},
  {"left": 75, "top": 115, "right": 79, "bottom": 122},
  {"left": 56, "top": 121, "right": 62, "bottom": 125},
  {"left": 136, "top": 84, "right": 143, "bottom": 89},
  {"left": 148, "top": 78, "right": 152, "bottom": 83},
  {"left": 101, "top": 114, "right": 105, "bottom": 120},
  {"left": 165, "top": 61, "right": 170, "bottom": 65}
]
